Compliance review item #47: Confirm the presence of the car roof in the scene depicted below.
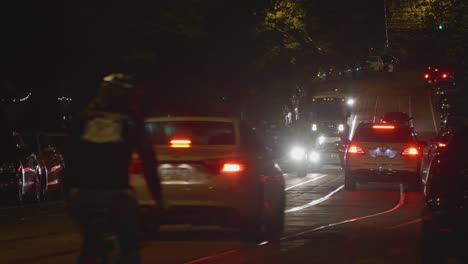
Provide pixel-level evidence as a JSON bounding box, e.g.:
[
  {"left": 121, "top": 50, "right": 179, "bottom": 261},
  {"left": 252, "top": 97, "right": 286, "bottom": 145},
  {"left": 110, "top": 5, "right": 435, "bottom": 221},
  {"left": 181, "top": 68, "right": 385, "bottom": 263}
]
[
  {"left": 145, "top": 116, "right": 239, "bottom": 123},
  {"left": 383, "top": 112, "right": 409, "bottom": 118}
]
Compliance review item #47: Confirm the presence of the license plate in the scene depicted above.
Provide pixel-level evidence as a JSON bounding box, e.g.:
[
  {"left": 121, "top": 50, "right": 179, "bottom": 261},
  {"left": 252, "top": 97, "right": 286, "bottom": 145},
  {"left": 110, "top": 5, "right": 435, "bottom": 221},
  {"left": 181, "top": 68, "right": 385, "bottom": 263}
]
[{"left": 161, "top": 168, "right": 190, "bottom": 182}]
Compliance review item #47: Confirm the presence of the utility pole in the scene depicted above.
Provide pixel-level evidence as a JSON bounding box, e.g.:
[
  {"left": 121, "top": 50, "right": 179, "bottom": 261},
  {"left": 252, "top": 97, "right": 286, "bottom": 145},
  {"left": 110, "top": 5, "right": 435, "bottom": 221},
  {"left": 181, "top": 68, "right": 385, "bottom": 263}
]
[{"left": 383, "top": 0, "right": 390, "bottom": 51}]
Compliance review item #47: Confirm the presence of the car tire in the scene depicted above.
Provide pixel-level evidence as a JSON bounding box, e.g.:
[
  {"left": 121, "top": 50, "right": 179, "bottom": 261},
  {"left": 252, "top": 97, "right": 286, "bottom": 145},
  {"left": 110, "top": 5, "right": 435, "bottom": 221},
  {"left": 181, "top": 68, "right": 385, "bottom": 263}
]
[
  {"left": 16, "top": 177, "right": 23, "bottom": 205},
  {"left": 39, "top": 169, "right": 47, "bottom": 201},
  {"left": 344, "top": 171, "right": 356, "bottom": 191},
  {"left": 264, "top": 195, "right": 285, "bottom": 241},
  {"left": 31, "top": 176, "right": 41, "bottom": 203}
]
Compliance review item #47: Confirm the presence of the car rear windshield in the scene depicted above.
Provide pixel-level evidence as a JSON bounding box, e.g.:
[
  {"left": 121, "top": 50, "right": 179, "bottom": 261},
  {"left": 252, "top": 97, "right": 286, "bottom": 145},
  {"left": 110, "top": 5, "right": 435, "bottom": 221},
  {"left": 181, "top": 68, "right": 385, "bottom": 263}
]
[
  {"left": 352, "top": 125, "right": 413, "bottom": 143},
  {"left": 145, "top": 121, "right": 236, "bottom": 145}
]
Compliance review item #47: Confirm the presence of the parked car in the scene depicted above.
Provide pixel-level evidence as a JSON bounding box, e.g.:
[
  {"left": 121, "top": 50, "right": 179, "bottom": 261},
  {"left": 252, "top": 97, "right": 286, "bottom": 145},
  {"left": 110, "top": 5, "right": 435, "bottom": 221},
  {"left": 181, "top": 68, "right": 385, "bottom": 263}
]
[
  {"left": 0, "top": 130, "right": 43, "bottom": 203},
  {"left": 422, "top": 122, "right": 468, "bottom": 263},
  {"left": 35, "top": 132, "right": 68, "bottom": 198}
]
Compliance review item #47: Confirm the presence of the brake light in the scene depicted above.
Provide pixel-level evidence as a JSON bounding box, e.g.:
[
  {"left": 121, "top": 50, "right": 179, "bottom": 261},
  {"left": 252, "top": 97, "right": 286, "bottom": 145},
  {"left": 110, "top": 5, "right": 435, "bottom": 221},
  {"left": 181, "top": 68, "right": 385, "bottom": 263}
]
[
  {"left": 402, "top": 147, "right": 419, "bottom": 156},
  {"left": 437, "top": 142, "right": 447, "bottom": 148},
  {"left": 435, "top": 68, "right": 439, "bottom": 72},
  {"left": 372, "top": 124, "right": 395, "bottom": 129},
  {"left": 170, "top": 139, "right": 191, "bottom": 148},
  {"left": 221, "top": 163, "right": 245, "bottom": 173},
  {"left": 348, "top": 145, "right": 365, "bottom": 154},
  {"left": 424, "top": 74, "right": 429, "bottom": 79},
  {"left": 128, "top": 151, "right": 143, "bottom": 174},
  {"left": 442, "top": 73, "right": 448, "bottom": 78}
]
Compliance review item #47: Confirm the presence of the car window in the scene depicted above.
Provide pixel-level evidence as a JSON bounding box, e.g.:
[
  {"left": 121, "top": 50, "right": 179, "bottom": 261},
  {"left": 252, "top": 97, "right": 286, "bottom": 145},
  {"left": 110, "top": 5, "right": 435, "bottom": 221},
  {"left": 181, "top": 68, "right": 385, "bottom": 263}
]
[
  {"left": 146, "top": 121, "right": 236, "bottom": 145},
  {"left": 353, "top": 125, "right": 413, "bottom": 143}
]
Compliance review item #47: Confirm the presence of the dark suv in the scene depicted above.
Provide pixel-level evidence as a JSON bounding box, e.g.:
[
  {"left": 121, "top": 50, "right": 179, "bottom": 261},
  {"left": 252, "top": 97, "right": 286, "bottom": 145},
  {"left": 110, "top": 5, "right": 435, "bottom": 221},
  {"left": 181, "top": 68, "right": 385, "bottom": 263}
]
[{"left": 422, "top": 123, "right": 468, "bottom": 263}]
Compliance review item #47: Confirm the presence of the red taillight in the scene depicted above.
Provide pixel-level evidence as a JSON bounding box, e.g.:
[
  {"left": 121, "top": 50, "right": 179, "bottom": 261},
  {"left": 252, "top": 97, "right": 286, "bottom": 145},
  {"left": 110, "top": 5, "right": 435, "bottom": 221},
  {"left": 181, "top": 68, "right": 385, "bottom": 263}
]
[
  {"left": 221, "top": 163, "right": 245, "bottom": 173},
  {"left": 372, "top": 124, "right": 395, "bottom": 129},
  {"left": 437, "top": 142, "right": 447, "bottom": 148},
  {"left": 128, "top": 152, "right": 143, "bottom": 174},
  {"left": 442, "top": 73, "right": 448, "bottom": 78},
  {"left": 424, "top": 74, "right": 429, "bottom": 79},
  {"left": 170, "top": 139, "right": 191, "bottom": 148},
  {"left": 402, "top": 147, "right": 419, "bottom": 156},
  {"left": 348, "top": 145, "right": 365, "bottom": 154},
  {"left": 435, "top": 68, "right": 439, "bottom": 72}
]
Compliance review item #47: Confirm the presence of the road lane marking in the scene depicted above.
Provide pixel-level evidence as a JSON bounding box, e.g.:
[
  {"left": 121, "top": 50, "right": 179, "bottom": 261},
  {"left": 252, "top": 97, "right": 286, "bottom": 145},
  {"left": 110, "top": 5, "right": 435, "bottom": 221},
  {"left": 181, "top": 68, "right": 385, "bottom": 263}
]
[
  {"left": 385, "top": 218, "right": 421, "bottom": 230},
  {"left": 285, "top": 185, "right": 344, "bottom": 213},
  {"left": 284, "top": 174, "right": 327, "bottom": 191},
  {"left": 349, "top": 114, "right": 358, "bottom": 140},
  {"left": 373, "top": 96, "right": 379, "bottom": 122},
  {"left": 428, "top": 95, "right": 438, "bottom": 132},
  {"left": 408, "top": 95, "right": 415, "bottom": 127}
]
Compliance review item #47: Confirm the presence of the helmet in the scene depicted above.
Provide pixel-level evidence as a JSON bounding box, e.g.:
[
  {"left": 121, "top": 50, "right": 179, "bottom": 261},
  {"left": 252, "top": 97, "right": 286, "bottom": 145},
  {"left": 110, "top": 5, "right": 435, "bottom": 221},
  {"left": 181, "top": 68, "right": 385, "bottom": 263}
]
[
  {"left": 95, "top": 73, "right": 138, "bottom": 113},
  {"left": 101, "top": 73, "right": 135, "bottom": 90}
]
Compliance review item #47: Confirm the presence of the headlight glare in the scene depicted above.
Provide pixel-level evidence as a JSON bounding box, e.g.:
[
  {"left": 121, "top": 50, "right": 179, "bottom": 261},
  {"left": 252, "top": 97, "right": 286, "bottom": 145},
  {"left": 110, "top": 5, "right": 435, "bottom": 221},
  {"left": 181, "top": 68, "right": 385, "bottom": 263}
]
[
  {"left": 291, "top": 147, "right": 305, "bottom": 160},
  {"left": 318, "top": 136, "right": 325, "bottom": 144},
  {"left": 338, "top": 124, "right": 345, "bottom": 132},
  {"left": 312, "top": 124, "right": 317, "bottom": 131},
  {"left": 346, "top": 98, "right": 355, "bottom": 106},
  {"left": 309, "top": 151, "right": 320, "bottom": 162}
]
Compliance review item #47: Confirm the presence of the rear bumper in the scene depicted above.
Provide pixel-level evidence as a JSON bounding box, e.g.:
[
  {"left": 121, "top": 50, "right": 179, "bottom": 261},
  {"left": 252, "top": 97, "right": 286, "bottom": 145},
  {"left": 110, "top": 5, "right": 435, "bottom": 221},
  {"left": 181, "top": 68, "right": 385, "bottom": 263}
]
[
  {"left": 347, "top": 169, "right": 419, "bottom": 182},
  {"left": 131, "top": 173, "right": 261, "bottom": 224}
]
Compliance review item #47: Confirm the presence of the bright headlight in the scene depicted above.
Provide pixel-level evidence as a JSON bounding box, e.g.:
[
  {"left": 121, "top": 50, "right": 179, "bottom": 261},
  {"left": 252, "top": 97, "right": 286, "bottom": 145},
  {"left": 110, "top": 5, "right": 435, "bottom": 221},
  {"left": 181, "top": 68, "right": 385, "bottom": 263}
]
[
  {"left": 309, "top": 151, "right": 320, "bottom": 162},
  {"left": 346, "top": 98, "right": 355, "bottom": 106},
  {"left": 338, "top": 124, "right": 345, "bottom": 132},
  {"left": 290, "top": 147, "right": 305, "bottom": 160},
  {"left": 312, "top": 124, "right": 317, "bottom": 131},
  {"left": 318, "top": 136, "right": 325, "bottom": 144}
]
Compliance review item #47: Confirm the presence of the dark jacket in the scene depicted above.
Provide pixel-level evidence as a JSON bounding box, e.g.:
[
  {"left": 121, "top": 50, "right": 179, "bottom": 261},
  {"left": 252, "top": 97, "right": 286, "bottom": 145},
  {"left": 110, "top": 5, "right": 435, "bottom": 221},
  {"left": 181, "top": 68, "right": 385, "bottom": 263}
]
[{"left": 66, "top": 109, "right": 161, "bottom": 200}]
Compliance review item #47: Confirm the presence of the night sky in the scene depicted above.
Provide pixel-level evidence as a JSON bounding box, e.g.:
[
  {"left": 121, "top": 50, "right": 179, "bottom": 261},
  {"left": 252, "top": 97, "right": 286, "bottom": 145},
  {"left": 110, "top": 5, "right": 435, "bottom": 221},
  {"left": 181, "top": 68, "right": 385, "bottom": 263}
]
[{"left": 1, "top": 1, "right": 384, "bottom": 104}]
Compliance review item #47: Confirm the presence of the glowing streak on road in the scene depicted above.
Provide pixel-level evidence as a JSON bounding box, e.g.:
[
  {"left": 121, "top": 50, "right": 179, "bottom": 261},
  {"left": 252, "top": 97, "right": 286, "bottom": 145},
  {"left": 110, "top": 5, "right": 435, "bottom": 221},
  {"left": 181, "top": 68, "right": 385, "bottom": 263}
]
[
  {"left": 428, "top": 94, "right": 438, "bottom": 133},
  {"left": 285, "top": 185, "right": 344, "bottom": 213},
  {"left": 349, "top": 114, "right": 358, "bottom": 140},
  {"left": 284, "top": 174, "right": 327, "bottom": 191},
  {"left": 385, "top": 218, "right": 421, "bottom": 230},
  {"left": 282, "top": 184, "right": 405, "bottom": 240},
  {"left": 185, "top": 184, "right": 406, "bottom": 263}
]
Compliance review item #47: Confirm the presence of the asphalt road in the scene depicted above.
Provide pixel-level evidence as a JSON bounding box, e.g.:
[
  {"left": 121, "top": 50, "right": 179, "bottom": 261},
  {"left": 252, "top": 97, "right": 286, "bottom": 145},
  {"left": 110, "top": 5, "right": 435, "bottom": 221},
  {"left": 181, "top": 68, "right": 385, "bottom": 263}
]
[{"left": 0, "top": 72, "right": 437, "bottom": 264}]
